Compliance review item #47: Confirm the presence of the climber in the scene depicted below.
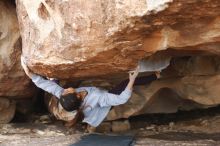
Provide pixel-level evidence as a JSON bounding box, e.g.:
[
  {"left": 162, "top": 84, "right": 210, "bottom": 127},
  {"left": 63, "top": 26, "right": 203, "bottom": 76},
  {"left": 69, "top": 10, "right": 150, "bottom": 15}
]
[{"left": 20, "top": 56, "right": 157, "bottom": 131}]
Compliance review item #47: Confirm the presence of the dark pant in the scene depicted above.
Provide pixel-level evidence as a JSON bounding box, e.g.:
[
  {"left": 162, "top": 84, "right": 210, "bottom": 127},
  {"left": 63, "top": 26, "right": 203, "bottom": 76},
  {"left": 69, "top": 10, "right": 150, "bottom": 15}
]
[{"left": 109, "top": 74, "right": 157, "bottom": 95}]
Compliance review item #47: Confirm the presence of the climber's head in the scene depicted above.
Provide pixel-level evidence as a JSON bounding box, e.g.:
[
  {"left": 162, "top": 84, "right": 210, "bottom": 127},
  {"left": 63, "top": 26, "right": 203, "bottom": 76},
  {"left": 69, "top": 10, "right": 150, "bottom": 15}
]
[{"left": 59, "top": 87, "right": 86, "bottom": 112}]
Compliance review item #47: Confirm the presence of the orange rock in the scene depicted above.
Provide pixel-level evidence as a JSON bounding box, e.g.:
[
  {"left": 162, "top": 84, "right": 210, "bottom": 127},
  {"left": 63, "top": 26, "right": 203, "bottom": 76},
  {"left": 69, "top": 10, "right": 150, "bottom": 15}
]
[{"left": 16, "top": 0, "right": 220, "bottom": 79}]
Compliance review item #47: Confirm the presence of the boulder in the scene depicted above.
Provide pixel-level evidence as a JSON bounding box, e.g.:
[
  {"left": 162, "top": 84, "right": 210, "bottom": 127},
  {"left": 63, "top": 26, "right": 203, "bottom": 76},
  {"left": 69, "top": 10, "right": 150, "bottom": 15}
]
[
  {"left": 112, "top": 120, "right": 131, "bottom": 132},
  {"left": 0, "top": 97, "right": 16, "bottom": 124},
  {"left": 16, "top": 0, "right": 220, "bottom": 79},
  {"left": 15, "top": 0, "right": 220, "bottom": 121},
  {"left": 0, "top": 0, "right": 36, "bottom": 99},
  {"left": 0, "top": 0, "right": 37, "bottom": 123}
]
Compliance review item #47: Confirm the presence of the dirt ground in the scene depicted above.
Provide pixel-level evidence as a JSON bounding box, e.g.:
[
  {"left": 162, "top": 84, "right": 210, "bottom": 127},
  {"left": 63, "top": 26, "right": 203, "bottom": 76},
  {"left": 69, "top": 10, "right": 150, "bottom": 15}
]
[{"left": 2, "top": 107, "right": 220, "bottom": 146}]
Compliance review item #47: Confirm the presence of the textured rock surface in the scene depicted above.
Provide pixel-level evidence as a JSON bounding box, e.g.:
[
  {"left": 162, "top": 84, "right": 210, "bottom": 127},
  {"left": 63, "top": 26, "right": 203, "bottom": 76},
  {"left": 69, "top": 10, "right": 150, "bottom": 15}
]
[
  {"left": 107, "top": 56, "right": 220, "bottom": 120},
  {"left": 16, "top": 0, "right": 220, "bottom": 79},
  {"left": 0, "top": 0, "right": 35, "bottom": 98},
  {"left": 112, "top": 120, "right": 131, "bottom": 132},
  {"left": 0, "top": 98, "right": 16, "bottom": 124},
  {"left": 15, "top": 0, "right": 220, "bottom": 120},
  {"left": 0, "top": 0, "right": 37, "bottom": 123}
]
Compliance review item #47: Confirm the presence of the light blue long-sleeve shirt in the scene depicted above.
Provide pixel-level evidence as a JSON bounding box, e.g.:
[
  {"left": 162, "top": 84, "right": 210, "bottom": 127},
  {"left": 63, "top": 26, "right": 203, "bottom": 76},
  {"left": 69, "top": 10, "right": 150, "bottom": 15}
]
[{"left": 31, "top": 74, "right": 132, "bottom": 127}]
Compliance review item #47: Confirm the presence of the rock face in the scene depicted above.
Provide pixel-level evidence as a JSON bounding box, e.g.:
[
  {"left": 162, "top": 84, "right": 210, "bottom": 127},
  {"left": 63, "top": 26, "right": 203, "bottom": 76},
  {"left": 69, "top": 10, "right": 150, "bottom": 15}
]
[
  {"left": 15, "top": 0, "right": 220, "bottom": 121},
  {"left": 0, "top": 0, "right": 37, "bottom": 123},
  {"left": 107, "top": 55, "right": 220, "bottom": 120},
  {"left": 16, "top": 0, "right": 220, "bottom": 79},
  {"left": 0, "top": 0, "right": 35, "bottom": 99},
  {"left": 0, "top": 97, "right": 16, "bottom": 124}
]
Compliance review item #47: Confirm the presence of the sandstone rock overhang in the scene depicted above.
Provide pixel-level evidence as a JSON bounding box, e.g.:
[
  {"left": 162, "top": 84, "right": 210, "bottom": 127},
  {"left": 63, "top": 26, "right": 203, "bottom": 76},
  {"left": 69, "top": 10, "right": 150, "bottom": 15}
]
[{"left": 16, "top": 0, "right": 220, "bottom": 79}]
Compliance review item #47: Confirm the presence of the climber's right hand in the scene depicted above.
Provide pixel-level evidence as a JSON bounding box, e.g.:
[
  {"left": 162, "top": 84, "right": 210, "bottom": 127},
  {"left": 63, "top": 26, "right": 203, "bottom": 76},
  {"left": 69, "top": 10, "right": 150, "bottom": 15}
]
[{"left": 129, "top": 66, "right": 139, "bottom": 81}]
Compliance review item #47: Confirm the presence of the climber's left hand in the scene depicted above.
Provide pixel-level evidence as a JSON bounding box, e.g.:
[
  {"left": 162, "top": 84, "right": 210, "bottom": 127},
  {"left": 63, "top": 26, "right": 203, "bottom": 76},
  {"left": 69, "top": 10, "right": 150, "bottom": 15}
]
[{"left": 21, "top": 56, "right": 34, "bottom": 78}]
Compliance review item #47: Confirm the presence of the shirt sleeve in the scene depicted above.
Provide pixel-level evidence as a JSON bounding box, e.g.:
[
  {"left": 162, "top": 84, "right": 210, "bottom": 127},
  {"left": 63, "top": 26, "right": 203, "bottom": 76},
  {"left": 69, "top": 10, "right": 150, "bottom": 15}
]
[
  {"left": 98, "top": 88, "right": 132, "bottom": 107},
  {"left": 31, "top": 74, "right": 64, "bottom": 99}
]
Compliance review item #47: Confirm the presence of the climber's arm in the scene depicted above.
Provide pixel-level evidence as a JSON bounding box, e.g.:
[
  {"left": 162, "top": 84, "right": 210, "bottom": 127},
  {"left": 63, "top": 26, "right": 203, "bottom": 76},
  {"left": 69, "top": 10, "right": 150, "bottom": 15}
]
[
  {"left": 98, "top": 67, "right": 139, "bottom": 107},
  {"left": 127, "top": 68, "right": 139, "bottom": 90},
  {"left": 31, "top": 75, "right": 64, "bottom": 98},
  {"left": 20, "top": 56, "right": 64, "bottom": 98}
]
